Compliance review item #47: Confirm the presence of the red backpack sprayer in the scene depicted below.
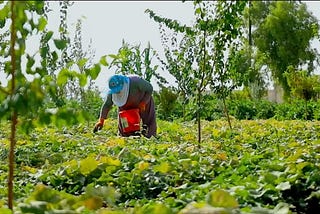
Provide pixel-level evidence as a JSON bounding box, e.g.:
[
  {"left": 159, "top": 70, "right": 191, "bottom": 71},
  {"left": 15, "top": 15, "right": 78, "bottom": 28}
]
[{"left": 119, "top": 108, "right": 142, "bottom": 135}]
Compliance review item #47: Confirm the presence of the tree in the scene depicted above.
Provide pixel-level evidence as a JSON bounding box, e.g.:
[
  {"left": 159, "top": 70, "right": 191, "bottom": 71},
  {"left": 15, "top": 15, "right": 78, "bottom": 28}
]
[
  {"left": 233, "top": 1, "right": 271, "bottom": 100},
  {"left": 156, "top": 24, "right": 196, "bottom": 120},
  {"left": 231, "top": 42, "right": 269, "bottom": 99},
  {"left": 253, "top": 1, "right": 320, "bottom": 98},
  {"left": 146, "top": 2, "right": 212, "bottom": 144},
  {"left": 206, "top": 1, "right": 247, "bottom": 130},
  {"left": 147, "top": 1, "right": 246, "bottom": 138},
  {"left": 0, "top": 1, "right": 105, "bottom": 209}
]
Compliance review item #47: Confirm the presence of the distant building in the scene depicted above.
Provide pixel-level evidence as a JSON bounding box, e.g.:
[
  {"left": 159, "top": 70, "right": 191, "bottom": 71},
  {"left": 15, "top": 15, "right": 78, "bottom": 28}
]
[{"left": 266, "top": 85, "right": 283, "bottom": 103}]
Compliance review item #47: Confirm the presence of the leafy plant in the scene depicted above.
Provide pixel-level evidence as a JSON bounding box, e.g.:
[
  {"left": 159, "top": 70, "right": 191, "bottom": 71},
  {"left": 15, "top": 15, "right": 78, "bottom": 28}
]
[
  {"left": 108, "top": 40, "right": 167, "bottom": 88},
  {"left": 1, "top": 119, "right": 320, "bottom": 213},
  {"left": 0, "top": 1, "right": 106, "bottom": 210},
  {"left": 285, "top": 68, "right": 320, "bottom": 119},
  {"left": 154, "top": 87, "right": 181, "bottom": 121}
]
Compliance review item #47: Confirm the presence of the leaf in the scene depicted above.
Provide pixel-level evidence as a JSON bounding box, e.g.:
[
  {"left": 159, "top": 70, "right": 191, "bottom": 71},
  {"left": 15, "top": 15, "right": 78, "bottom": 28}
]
[
  {"left": 57, "top": 68, "right": 69, "bottom": 86},
  {"left": 0, "top": 208, "right": 12, "bottom": 214},
  {"left": 100, "top": 156, "right": 121, "bottom": 166},
  {"left": 136, "top": 161, "right": 149, "bottom": 171},
  {"left": 37, "top": 16, "right": 47, "bottom": 31},
  {"left": 29, "top": 184, "right": 61, "bottom": 203},
  {"left": 273, "top": 203, "right": 290, "bottom": 214},
  {"left": 19, "top": 201, "right": 48, "bottom": 214},
  {"left": 80, "top": 156, "right": 98, "bottom": 176},
  {"left": 206, "top": 189, "right": 238, "bottom": 208},
  {"left": 99, "top": 55, "right": 108, "bottom": 66},
  {"left": 142, "top": 202, "right": 172, "bottom": 214},
  {"left": 83, "top": 196, "right": 103, "bottom": 210},
  {"left": 43, "top": 31, "right": 53, "bottom": 43},
  {"left": 0, "top": 4, "right": 10, "bottom": 22},
  {"left": 26, "top": 54, "right": 35, "bottom": 74},
  {"left": 89, "top": 64, "right": 101, "bottom": 80},
  {"left": 154, "top": 161, "right": 170, "bottom": 173},
  {"left": 276, "top": 182, "right": 291, "bottom": 191},
  {"left": 108, "top": 54, "right": 119, "bottom": 59},
  {"left": 40, "top": 46, "right": 49, "bottom": 58},
  {"left": 54, "top": 39, "right": 67, "bottom": 50},
  {"left": 77, "top": 58, "right": 88, "bottom": 68},
  {"left": 77, "top": 73, "right": 87, "bottom": 87}
]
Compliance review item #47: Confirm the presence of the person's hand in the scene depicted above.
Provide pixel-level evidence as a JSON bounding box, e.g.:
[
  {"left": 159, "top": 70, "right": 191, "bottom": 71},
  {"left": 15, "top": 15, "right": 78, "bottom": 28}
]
[
  {"left": 93, "top": 118, "right": 104, "bottom": 133},
  {"left": 139, "top": 102, "right": 146, "bottom": 112}
]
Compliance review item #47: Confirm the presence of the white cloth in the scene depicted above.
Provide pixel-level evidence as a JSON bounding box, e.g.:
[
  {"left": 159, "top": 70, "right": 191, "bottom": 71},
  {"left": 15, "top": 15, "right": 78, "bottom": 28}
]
[{"left": 112, "top": 78, "right": 130, "bottom": 107}]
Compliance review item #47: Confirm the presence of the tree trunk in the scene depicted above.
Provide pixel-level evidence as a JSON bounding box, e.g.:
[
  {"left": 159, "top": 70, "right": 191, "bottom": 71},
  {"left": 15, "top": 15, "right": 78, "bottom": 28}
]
[
  {"left": 197, "top": 88, "right": 201, "bottom": 147},
  {"left": 8, "top": 1, "right": 17, "bottom": 210},
  {"left": 222, "top": 96, "right": 232, "bottom": 130},
  {"left": 8, "top": 112, "right": 17, "bottom": 210},
  {"left": 305, "top": 99, "right": 308, "bottom": 120}
]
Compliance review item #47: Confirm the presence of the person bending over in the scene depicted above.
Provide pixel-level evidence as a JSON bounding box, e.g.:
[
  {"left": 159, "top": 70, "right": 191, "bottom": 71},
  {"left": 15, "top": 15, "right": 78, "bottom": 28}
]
[{"left": 93, "top": 74, "right": 157, "bottom": 138}]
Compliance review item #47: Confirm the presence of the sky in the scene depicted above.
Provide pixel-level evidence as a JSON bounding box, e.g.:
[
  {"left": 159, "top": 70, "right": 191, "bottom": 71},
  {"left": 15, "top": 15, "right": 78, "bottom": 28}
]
[
  {"left": 1, "top": 1, "right": 320, "bottom": 92},
  {"left": 51, "top": 1, "right": 320, "bottom": 92},
  {"left": 54, "top": 1, "right": 196, "bottom": 92}
]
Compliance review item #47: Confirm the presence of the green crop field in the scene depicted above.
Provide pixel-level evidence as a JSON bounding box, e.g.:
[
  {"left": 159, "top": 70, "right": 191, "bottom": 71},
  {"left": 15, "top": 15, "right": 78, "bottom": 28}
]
[
  {"left": 1, "top": 1, "right": 320, "bottom": 213},
  {"left": 1, "top": 119, "right": 319, "bottom": 213}
]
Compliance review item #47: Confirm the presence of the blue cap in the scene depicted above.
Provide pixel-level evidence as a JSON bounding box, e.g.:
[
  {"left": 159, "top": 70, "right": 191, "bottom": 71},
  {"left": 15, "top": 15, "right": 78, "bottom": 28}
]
[{"left": 108, "top": 75, "right": 128, "bottom": 94}]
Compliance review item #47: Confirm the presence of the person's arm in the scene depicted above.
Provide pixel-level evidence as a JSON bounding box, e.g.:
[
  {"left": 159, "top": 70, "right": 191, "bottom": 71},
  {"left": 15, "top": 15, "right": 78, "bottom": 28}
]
[
  {"left": 93, "top": 94, "right": 113, "bottom": 133},
  {"left": 99, "top": 94, "right": 113, "bottom": 119}
]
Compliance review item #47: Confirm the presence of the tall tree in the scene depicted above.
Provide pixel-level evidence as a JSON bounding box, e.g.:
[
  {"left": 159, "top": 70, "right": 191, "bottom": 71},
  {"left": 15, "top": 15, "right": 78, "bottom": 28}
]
[
  {"left": 146, "top": 0, "right": 246, "bottom": 142},
  {"left": 207, "top": 1, "right": 247, "bottom": 130},
  {"left": 0, "top": 1, "right": 105, "bottom": 209},
  {"left": 253, "top": 1, "right": 320, "bottom": 98},
  {"left": 146, "top": 2, "right": 212, "bottom": 144},
  {"left": 40, "top": 1, "right": 103, "bottom": 108},
  {"left": 234, "top": 1, "right": 270, "bottom": 99},
  {"left": 156, "top": 24, "right": 196, "bottom": 120}
]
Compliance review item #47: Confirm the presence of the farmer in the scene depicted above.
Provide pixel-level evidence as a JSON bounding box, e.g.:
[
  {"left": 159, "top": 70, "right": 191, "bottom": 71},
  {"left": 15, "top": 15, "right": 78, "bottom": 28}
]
[{"left": 93, "top": 74, "right": 157, "bottom": 138}]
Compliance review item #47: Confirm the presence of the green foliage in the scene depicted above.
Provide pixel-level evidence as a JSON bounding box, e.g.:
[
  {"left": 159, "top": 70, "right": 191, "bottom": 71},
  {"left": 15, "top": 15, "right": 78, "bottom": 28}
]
[
  {"left": 145, "top": 9, "right": 194, "bottom": 35},
  {"left": 206, "top": 189, "right": 238, "bottom": 208},
  {"left": 154, "top": 88, "right": 320, "bottom": 122},
  {"left": 148, "top": 1, "right": 246, "bottom": 141},
  {"left": 108, "top": 40, "right": 167, "bottom": 88},
  {"left": 1, "top": 119, "right": 320, "bottom": 213},
  {"left": 0, "top": 1, "right": 108, "bottom": 210},
  {"left": 156, "top": 27, "right": 196, "bottom": 120},
  {"left": 227, "top": 98, "right": 274, "bottom": 120},
  {"left": 285, "top": 68, "right": 320, "bottom": 119},
  {"left": 0, "top": 1, "right": 105, "bottom": 126},
  {"left": 78, "top": 87, "right": 104, "bottom": 121},
  {"left": 274, "top": 99, "right": 310, "bottom": 120},
  {"left": 230, "top": 43, "right": 269, "bottom": 99},
  {"left": 285, "top": 68, "right": 320, "bottom": 101},
  {"left": 252, "top": 1, "right": 320, "bottom": 97},
  {"left": 154, "top": 87, "right": 182, "bottom": 121}
]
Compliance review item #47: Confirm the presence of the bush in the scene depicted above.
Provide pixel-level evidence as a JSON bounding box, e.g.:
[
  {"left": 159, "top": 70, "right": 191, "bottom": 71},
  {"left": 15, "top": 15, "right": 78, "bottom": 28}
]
[
  {"left": 227, "top": 99, "right": 257, "bottom": 120},
  {"left": 154, "top": 87, "right": 183, "bottom": 121},
  {"left": 273, "top": 99, "right": 314, "bottom": 120},
  {"left": 156, "top": 90, "right": 320, "bottom": 121},
  {"left": 254, "top": 99, "right": 276, "bottom": 119}
]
